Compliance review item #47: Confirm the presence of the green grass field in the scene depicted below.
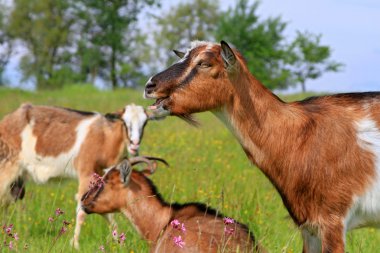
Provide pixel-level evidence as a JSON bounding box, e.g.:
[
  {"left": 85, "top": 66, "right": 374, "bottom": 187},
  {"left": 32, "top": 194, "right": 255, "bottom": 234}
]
[{"left": 1, "top": 85, "right": 379, "bottom": 252}]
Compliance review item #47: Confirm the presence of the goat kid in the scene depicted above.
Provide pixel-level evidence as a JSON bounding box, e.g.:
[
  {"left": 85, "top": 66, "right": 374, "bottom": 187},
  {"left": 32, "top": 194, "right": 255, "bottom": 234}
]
[
  {"left": 0, "top": 103, "right": 151, "bottom": 248},
  {"left": 81, "top": 158, "right": 261, "bottom": 253},
  {"left": 144, "top": 40, "right": 380, "bottom": 252}
]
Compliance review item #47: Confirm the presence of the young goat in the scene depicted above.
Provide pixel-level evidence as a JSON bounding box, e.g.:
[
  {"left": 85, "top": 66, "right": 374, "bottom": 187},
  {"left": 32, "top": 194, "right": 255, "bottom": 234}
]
[
  {"left": 144, "top": 40, "right": 380, "bottom": 252},
  {"left": 81, "top": 158, "right": 261, "bottom": 253},
  {"left": 0, "top": 103, "right": 151, "bottom": 248}
]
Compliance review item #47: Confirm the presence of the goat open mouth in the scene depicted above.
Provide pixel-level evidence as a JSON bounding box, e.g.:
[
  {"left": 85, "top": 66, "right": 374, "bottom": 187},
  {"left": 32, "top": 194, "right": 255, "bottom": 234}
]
[
  {"left": 149, "top": 97, "right": 168, "bottom": 110},
  {"left": 147, "top": 97, "right": 170, "bottom": 119}
]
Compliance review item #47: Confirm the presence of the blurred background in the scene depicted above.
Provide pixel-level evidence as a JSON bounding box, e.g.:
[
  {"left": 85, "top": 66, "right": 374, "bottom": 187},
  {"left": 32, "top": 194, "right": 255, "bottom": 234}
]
[{"left": 0, "top": 0, "right": 379, "bottom": 93}]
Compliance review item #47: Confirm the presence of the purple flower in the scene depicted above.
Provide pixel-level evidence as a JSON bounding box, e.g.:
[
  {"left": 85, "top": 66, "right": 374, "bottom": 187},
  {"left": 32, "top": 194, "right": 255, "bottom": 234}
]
[
  {"left": 62, "top": 220, "right": 70, "bottom": 226},
  {"left": 55, "top": 208, "right": 64, "bottom": 216},
  {"left": 173, "top": 235, "right": 185, "bottom": 248},
  {"left": 170, "top": 219, "right": 180, "bottom": 228},
  {"left": 89, "top": 173, "right": 105, "bottom": 189},
  {"left": 99, "top": 245, "right": 105, "bottom": 251},
  {"left": 48, "top": 217, "right": 54, "bottom": 223},
  {"left": 9, "top": 241, "right": 13, "bottom": 250},
  {"left": 14, "top": 233, "right": 19, "bottom": 241},
  {"left": 181, "top": 223, "right": 186, "bottom": 233},
  {"left": 223, "top": 217, "right": 235, "bottom": 225},
  {"left": 5, "top": 224, "right": 13, "bottom": 234},
  {"left": 112, "top": 229, "right": 118, "bottom": 239},
  {"left": 224, "top": 226, "right": 235, "bottom": 235},
  {"left": 59, "top": 226, "right": 67, "bottom": 235},
  {"left": 171, "top": 219, "right": 186, "bottom": 233},
  {"left": 119, "top": 233, "right": 126, "bottom": 244}
]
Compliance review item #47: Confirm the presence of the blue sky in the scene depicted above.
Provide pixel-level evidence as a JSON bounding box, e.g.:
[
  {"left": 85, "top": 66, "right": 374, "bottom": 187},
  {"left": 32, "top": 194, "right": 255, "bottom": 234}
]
[
  {"left": 3, "top": 0, "right": 380, "bottom": 93},
  {"left": 226, "top": 0, "right": 380, "bottom": 93}
]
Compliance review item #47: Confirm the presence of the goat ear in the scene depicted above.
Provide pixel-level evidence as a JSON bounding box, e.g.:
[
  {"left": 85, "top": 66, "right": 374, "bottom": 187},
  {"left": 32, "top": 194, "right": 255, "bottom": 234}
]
[
  {"left": 220, "top": 41, "right": 237, "bottom": 70},
  {"left": 173, "top": 49, "right": 185, "bottom": 58},
  {"left": 118, "top": 160, "right": 132, "bottom": 185}
]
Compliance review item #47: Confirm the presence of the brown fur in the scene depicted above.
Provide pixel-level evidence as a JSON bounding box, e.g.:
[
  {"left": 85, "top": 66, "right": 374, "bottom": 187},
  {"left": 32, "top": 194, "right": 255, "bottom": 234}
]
[
  {"left": 81, "top": 161, "right": 261, "bottom": 253},
  {"left": 144, "top": 41, "right": 380, "bottom": 252},
  {"left": 0, "top": 103, "right": 143, "bottom": 248}
]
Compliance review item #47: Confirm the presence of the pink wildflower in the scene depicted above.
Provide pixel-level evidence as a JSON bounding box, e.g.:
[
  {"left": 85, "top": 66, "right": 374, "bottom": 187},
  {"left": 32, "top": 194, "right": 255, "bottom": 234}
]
[
  {"left": 59, "top": 226, "right": 67, "bottom": 235},
  {"left": 112, "top": 229, "right": 118, "bottom": 239},
  {"left": 14, "top": 233, "right": 19, "bottom": 241},
  {"left": 171, "top": 219, "right": 180, "bottom": 228},
  {"left": 223, "top": 217, "right": 235, "bottom": 225},
  {"left": 224, "top": 226, "right": 235, "bottom": 235},
  {"left": 63, "top": 220, "right": 70, "bottom": 226},
  {"left": 173, "top": 235, "right": 185, "bottom": 248},
  {"left": 5, "top": 224, "right": 13, "bottom": 234},
  {"left": 171, "top": 219, "right": 186, "bottom": 233},
  {"left": 181, "top": 223, "right": 186, "bottom": 233},
  {"left": 89, "top": 173, "right": 105, "bottom": 189},
  {"left": 99, "top": 245, "right": 105, "bottom": 251},
  {"left": 55, "top": 208, "right": 64, "bottom": 216},
  {"left": 119, "top": 233, "right": 126, "bottom": 244},
  {"left": 9, "top": 241, "right": 13, "bottom": 250},
  {"left": 48, "top": 217, "right": 54, "bottom": 223}
]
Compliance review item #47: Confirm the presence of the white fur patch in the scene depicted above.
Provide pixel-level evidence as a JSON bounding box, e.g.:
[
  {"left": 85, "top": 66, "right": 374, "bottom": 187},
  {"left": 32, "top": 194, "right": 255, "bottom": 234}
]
[
  {"left": 122, "top": 104, "right": 148, "bottom": 154},
  {"left": 19, "top": 115, "right": 99, "bottom": 183},
  {"left": 345, "top": 117, "right": 380, "bottom": 230}
]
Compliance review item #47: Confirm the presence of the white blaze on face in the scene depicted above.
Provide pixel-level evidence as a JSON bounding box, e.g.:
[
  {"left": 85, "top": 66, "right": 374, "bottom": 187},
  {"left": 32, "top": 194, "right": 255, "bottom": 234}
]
[{"left": 122, "top": 104, "right": 148, "bottom": 156}]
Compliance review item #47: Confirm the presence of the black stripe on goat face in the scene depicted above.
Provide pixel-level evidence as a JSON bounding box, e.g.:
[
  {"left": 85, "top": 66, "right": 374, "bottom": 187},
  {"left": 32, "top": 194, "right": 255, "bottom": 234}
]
[{"left": 149, "top": 56, "right": 192, "bottom": 93}]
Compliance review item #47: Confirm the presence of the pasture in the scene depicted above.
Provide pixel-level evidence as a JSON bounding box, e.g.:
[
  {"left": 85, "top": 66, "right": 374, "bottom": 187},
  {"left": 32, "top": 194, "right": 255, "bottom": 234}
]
[{"left": 1, "top": 85, "right": 379, "bottom": 252}]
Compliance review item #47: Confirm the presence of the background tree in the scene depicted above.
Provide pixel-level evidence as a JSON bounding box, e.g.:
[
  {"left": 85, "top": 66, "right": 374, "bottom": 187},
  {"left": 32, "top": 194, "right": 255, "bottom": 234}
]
[
  {"left": 74, "top": 0, "right": 159, "bottom": 89},
  {"left": 288, "top": 31, "right": 343, "bottom": 92},
  {"left": 7, "top": 0, "right": 77, "bottom": 89},
  {"left": 152, "top": 0, "right": 220, "bottom": 67},
  {"left": 214, "top": 0, "right": 292, "bottom": 90},
  {"left": 0, "top": 3, "right": 12, "bottom": 86}
]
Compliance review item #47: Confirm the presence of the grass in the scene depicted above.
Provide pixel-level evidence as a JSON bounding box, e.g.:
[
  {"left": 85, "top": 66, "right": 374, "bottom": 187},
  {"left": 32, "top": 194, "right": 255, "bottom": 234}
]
[{"left": 0, "top": 85, "right": 379, "bottom": 252}]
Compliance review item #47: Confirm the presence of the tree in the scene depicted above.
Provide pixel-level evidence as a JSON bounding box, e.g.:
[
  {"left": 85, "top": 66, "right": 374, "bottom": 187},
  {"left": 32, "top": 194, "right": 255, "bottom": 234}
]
[
  {"left": 288, "top": 31, "right": 343, "bottom": 92},
  {"left": 74, "top": 0, "right": 159, "bottom": 89},
  {"left": 152, "top": 0, "right": 220, "bottom": 66},
  {"left": 7, "top": 0, "right": 77, "bottom": 89},
  {"left": 0, "top": 3, "right": 12, "bottom": 86},
  {"left": 214, "top": 0, "right": 292, "bottom": 90}
]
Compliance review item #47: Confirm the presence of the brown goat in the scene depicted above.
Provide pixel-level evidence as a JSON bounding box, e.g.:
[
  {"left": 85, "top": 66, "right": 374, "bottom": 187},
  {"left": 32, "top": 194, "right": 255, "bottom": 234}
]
[
  {"left": 81, "top": 158, "right": 261, "bottom": 253},
  {"left": 0, "top": 103, "right": 151, "bottom": 248},
  {"left": 144, "top": 40, "right": 380, "bottom": 252}
]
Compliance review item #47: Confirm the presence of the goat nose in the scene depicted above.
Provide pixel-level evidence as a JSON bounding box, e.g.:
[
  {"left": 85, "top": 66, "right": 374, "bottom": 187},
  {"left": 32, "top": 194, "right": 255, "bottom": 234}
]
[
  {"left": 132, "top": 140, "right": 139, "bottom": 145},
  {"left": 145, "top": 80, "right": 157, "bottom": 95}
]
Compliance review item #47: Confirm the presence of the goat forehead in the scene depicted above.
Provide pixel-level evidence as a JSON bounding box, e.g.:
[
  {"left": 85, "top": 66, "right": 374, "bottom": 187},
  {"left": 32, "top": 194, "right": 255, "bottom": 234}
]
[{"left": 122, "top": 106, "right": 147, "bottom": 125}]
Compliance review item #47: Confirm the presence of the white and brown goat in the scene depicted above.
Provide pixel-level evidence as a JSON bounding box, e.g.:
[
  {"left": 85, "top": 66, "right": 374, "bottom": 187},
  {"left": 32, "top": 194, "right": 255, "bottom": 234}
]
[
  {"left": 81, "top": 158, "right": 261, "bottom": 253},
  {"left": 144, "top": 40, "right": 380, "bottom": 252},
  {"left": 0, "top": 103, "right": 150, "bottom": 248}
]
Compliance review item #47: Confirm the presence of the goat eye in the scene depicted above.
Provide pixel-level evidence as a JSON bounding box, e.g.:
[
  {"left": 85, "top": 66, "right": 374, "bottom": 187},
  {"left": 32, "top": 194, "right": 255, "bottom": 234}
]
[{"left": 198, "top": 62, "right": 211, "bottom": 68}]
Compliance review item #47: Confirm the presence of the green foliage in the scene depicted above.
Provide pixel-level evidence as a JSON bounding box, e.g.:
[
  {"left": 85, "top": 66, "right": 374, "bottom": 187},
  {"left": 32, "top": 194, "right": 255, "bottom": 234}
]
[
  {"left": 7, "top": 0, "right": 76, "bottom": 89},
  {"left": 152, "top": 0, "right": 220, "bottom": 66},
  {"left": 74, "top": 0, "right": 159, "bottom": 89},
  {"left": 0, "top": 3, "right": 12, "bottom": 86},
  {"left": 288, "top": 31, "right": 344, "bottom": 92},
  {"left": 1, "top": 87, "right": 379, "bottom": 252},
  {"left": 215, "top": 0, "right": 292, "bottom": 90}
]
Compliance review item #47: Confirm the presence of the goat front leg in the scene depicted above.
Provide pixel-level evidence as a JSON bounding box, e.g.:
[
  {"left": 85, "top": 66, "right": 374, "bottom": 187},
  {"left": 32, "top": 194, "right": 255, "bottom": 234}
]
[
  {"left": 71, "top": 203, "right": 87, "bottom": 250},
  {"left": 302, "top": 228, "right": 321, "bottom": 253},
  {"left": 320, "top": 221, "right": 345, "bottom": 253},
  {"left": 71, "top": 172, "right": 93, "bottom": 250}
]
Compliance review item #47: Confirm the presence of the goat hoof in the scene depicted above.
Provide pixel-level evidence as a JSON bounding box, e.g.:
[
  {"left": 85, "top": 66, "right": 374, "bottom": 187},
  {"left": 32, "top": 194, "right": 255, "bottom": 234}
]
[{"left": 70, "top": 238, "right": 80, "bottom": 250}]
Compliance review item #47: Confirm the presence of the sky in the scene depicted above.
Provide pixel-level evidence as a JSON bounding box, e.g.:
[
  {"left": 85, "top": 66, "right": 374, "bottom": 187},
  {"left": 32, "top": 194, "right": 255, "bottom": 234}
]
[
  {"left": 3, "top": 0, "right": 380, "bottom": 93},
  {"left": 148, "top": 0, "right": 380, "bottom": 93}
]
